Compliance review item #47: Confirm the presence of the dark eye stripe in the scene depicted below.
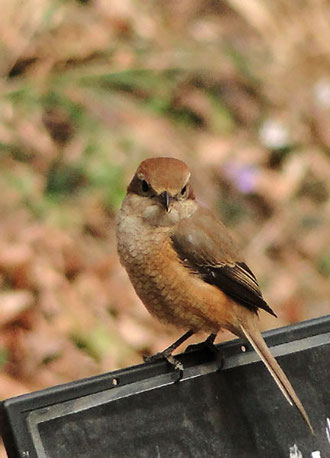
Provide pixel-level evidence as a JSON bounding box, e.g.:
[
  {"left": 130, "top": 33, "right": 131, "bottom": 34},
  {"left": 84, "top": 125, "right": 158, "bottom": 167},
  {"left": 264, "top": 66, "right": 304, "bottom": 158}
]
[
  {"left": 181, "top": 185, "right": 187, "bottom": 195},
  {"left": 141, "top": 180, "right": 150, "bottom": 193}
]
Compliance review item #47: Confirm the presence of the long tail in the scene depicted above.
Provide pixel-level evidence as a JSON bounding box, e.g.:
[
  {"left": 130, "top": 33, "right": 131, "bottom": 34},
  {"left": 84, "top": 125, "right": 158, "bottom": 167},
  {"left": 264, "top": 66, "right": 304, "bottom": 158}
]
[{"left": 240, "top": 323, "right": 314, "bottom": 434}]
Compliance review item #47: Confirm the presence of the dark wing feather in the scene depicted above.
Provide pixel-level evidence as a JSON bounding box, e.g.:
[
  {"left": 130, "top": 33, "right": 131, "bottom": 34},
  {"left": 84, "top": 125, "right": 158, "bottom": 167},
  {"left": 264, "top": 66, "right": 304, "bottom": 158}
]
[
  {"left": 200, "top": 262, "right": 276, "bottom": 316},
  {"left": 171, "top": 208, "right": 277, "bottom": 317}
]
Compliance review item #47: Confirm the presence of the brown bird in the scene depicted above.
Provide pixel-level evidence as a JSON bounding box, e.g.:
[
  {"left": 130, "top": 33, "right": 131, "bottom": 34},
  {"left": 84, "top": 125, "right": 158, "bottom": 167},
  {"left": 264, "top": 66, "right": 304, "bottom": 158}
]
[{"left": 116, "top": 156, "right": 313, "bottom": 433}]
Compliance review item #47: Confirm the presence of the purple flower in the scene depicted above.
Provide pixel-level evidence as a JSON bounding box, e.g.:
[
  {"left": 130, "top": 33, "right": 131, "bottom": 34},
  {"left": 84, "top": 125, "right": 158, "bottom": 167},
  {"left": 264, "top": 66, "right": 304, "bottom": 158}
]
[{"left": 223, "top": 162, "right": 259, "bottom": 194}]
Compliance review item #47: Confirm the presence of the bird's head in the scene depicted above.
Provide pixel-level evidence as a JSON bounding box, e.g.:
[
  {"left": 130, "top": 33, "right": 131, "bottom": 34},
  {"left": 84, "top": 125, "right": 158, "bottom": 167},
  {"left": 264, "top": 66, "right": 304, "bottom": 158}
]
[{"left": 126, "top": 157, "right": 196, "bottom": 226}]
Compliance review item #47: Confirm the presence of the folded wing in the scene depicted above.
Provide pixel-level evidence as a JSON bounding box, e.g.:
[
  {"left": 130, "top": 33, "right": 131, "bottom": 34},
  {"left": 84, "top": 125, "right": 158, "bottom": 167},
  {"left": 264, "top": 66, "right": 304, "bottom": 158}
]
[{"left": 171, "top": 207, "right": 276, "bottom": 317}]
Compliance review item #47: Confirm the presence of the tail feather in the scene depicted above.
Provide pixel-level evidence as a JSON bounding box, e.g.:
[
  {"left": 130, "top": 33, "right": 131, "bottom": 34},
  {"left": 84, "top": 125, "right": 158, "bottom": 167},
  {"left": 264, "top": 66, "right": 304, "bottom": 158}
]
[{"left": 240, "top": 323, "right": 314, "bottom": 434}]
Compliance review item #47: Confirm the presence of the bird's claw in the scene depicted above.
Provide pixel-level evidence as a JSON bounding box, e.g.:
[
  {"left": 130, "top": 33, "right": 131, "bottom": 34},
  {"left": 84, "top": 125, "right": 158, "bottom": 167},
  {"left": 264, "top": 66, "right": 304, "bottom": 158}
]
[
  {"left": 143, "top": 352, "right": 163, "bottom": 364},
  {"left": 185, "top": 339, "right": 224, "bottom": 370},
  {"left": 143, "top": 351, "right": 184, "bottom": 382}
]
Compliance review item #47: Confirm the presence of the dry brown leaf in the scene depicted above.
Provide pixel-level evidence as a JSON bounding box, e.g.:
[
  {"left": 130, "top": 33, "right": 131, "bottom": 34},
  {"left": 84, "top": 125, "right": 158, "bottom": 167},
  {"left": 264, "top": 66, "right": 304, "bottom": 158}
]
[{"left": 0, "top": 291, "right": 34, "bottom": 326}]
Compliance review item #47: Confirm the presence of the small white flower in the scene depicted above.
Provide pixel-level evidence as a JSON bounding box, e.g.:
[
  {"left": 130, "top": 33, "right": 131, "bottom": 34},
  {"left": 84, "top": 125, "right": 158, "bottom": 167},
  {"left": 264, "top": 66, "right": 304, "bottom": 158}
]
[{"left": 259, "top": 119, "right": 290, "bottom": 149}]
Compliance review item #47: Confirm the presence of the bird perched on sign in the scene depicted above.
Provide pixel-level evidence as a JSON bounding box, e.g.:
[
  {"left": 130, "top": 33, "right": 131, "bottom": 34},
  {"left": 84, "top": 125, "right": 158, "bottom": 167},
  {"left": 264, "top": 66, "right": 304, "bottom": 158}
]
[{"left": 116, "top": 156, "right": 313, "bottom": 433}]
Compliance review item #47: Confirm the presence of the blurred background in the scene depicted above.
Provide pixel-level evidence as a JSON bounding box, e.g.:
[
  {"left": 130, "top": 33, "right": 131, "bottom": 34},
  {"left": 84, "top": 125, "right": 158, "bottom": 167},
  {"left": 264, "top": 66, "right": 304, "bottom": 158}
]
[{"left": 0, "top": 0, "right": 329, "bottom": 443}]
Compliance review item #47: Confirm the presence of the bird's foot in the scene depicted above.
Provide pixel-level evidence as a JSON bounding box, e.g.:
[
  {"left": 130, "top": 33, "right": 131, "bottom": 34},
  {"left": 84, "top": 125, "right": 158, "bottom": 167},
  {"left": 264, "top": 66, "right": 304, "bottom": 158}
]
[
  {"left": 143, "top": 350, "right": 184, "bottom": 381},
  {"left": 185, "top": 334, "right": 224, "bottom": 370}
]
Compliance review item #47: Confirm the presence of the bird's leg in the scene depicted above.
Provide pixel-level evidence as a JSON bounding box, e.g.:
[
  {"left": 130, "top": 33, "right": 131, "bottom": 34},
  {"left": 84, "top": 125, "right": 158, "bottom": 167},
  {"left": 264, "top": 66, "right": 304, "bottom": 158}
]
[
  {"left": 185, "top": 333, "right": 224, "bottom": 369},
  {"left": 143, "top": 329, "right": 194, "bottom": 376}
]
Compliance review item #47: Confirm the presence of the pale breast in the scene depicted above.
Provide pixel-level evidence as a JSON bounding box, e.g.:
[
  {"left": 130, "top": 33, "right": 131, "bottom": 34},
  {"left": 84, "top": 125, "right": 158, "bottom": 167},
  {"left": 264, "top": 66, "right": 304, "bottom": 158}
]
[{"left": 116, "top": 210, "right": 230, "bottom": 333}]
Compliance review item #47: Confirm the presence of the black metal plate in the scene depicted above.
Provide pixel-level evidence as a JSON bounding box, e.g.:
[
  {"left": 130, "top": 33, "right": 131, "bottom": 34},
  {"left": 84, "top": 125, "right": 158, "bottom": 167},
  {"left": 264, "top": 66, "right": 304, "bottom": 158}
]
[{"left": 1, "top": 315, "right": 330, "bottom": 458}]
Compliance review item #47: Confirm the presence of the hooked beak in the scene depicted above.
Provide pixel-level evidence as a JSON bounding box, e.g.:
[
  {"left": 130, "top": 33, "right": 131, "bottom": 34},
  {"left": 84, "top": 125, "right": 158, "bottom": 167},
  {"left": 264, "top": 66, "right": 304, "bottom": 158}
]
[{"left": 158, "top": 191, "right": 172, "bottom": 212}]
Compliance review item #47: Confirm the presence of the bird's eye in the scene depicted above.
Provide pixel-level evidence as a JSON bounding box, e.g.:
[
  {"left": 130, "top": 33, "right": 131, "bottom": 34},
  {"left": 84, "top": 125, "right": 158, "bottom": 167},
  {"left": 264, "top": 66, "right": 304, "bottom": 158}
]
[
  {"left": 141, "top": 180, "right": 150, "bottom": 193},
  {"left": 181, "top": 185, "right": 187, "bottom": 196}
]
